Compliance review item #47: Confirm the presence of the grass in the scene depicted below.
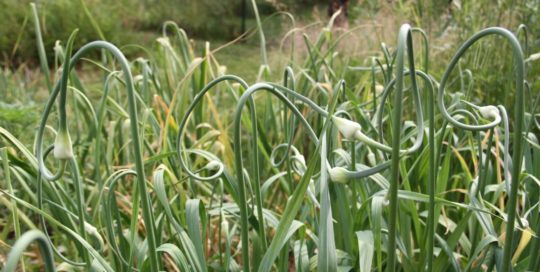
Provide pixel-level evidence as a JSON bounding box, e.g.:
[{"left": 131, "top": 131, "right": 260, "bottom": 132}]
[{"left": 1, "top": 1, "right": 540, "bottom": 271}]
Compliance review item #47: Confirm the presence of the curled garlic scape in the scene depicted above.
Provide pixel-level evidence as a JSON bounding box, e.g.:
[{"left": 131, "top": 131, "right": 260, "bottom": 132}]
[
  {"left": 331, "top": 116, "right": 398, "bottom": 154},
  {"left": 461, "top": 100, "right": 502, "bottom": 124},
  {"left": 204, "top": 160, "right": 222, "bottom": 172},
  {"left": 331, "top": 115, "right": 361, "bottom": 140},
  {"left": 328, "top": 167, "right": 349, "bottom": 183}
]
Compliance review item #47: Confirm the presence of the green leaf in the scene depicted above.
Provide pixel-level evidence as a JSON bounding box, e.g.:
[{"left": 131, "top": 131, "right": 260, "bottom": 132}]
[{"left": 356, "top": 230, "right": 375, "bottom": 272}]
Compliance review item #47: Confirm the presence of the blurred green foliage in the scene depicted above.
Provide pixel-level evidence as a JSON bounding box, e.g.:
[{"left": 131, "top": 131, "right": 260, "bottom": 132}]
[
  {"left": 0, "top": 0, "right": 296, "bottom": 66},
  {"left": 0, "top": 68, "right": 39, "bottom": 132},
  {"left": 0, "top": 0, "right": 538, "bottom": 79}
]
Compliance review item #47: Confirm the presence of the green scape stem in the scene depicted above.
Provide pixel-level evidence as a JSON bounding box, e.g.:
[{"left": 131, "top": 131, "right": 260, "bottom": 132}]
[
  {"left": 387, "top": 24, "right": 420, "bottom": 271},
  {"left": 177, "top": 75, "right": 249, "bottom": 181},
  {"left": 36, "top": 29, "right": 77, "bottom": 181},
  {"left": 411, "top": 27, "right": 429, "bottom": 75},
  {"left": 283, "top": 67, "right": 297, "bottom": 192},
  {"left": 424, "top": 72, "right": 436, "bottom": 272},
  {"left": 69, "top": 157, "right": 90, "bottom": 265},
  {"left": 375, "top": 70, "right": 425, "bottom": 155}
]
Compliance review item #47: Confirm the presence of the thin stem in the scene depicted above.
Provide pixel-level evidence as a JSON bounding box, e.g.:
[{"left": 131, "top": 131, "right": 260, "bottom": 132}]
[
  {"left": 249, "top": 0, "right": 268, "bottom": 67},
  {"left": 30, "top": 3, "right": 52, "bottom": 93}
]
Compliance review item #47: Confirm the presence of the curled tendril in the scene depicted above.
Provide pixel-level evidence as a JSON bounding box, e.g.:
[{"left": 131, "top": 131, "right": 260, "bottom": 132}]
[
  {"left": 436, "top": 26, "right": 525, "bottom": 271},
  {"left": 375, "top": 70, "right": 433, "bottom": 155},
  {"left": 270, "top": 144, "right": 306, "bottom": 175},
  {"left": 102, "top": 169, "right": 140, "bottom": 272},
  {"left": 161, "top": 21, "right": 192, "bottom": 70},
  {"left": 437, "top": 28, "right": 524, "bottom": 132},
  {"left": 330, "top": 70, "right": 429, "bottom": 163},
  {"left": 233, "top": 82, "right": 323, "bottom": 270},
  {"left": 451, "top": 108, "right": 480, "bottom": 125},
  {"left": 187, "top": 149, "right": 225, "bottom": 179},
  {"left": 32, "top": 30, "right": 93, "bottom": 266},
  {"left": 176, "top": 75, "right": 250, "bottom": 181},
  {"left": 283, "top": 66, "right": 296, "bottom": 87}
]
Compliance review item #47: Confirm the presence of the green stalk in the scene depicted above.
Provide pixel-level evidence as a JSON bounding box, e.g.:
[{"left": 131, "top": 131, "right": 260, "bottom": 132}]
[
  {"left": 387, "top": 24, "right": 419, "bottom": 271},
  {"left": 380, "top": 69, "right": 436, "bottom": 270},
  {"left": 371, "top": 58, "right": 378, "bottom": 114},
  {"left": 425, "top": 74, "right": 436, "bottom": 272},
  {"left": 30, "top": 3, "right": 52, "bottom": 93},
  {"left": 92, "top": 72, "right": 120, "bottom": 190},
  {"left": 195, "top": 42, "right": 209, "bottom": 134},
  {"left": 249, "top": 0, "right": 268, "bottom": 68},
  {"left": 283, "top": 67, "right": 296, "bottom": 195},
  {"left": 34, "top": 29, "right": 93, "bottom": 266},
  {"left": 411, "top": 27, "right": 429, "bottom": 74},
  {"left": 515, "top": 24, "right": 529, "bottom": 61},
  {"left": 68, "top": 157, "right": 90, "bottom": 265}
]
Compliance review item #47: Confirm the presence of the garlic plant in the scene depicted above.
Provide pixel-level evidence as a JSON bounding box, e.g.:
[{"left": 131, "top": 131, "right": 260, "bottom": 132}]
[{"left": 1, "top": 2, "right": 538, "bottom": 272}]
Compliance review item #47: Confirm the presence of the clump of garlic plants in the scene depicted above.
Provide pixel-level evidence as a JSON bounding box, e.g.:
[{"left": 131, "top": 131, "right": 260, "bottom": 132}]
[{"left": 0, "top": 2, "right": 538, "bottom": 272}]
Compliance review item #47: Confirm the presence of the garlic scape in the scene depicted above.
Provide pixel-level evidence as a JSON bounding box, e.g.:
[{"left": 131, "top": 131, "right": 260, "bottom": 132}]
[
  {"left": 328, "top": 166, "right": 349, "bottom": 184},
  {"left": 204, "top": 160, "right": 223, "bottom": 173},
  {"left": 331, "top": 116, "right": 397, "bottom": 154},
  {"left": 328, "top": 161, "right": 392, "bottom": 184},
  {"left": 53, "top": 128, "right": 74, "bottom": 160},
  {"left": 461, "top": 100, "right": 501, "bottom": 125}
]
